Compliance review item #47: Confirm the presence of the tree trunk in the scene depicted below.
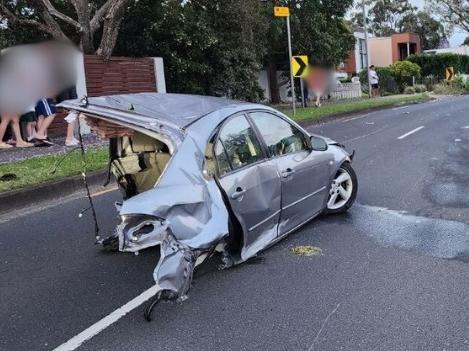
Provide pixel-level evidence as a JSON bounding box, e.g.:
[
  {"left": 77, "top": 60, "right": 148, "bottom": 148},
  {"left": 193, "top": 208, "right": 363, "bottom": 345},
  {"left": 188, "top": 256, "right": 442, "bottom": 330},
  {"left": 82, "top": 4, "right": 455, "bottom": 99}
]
[
  {"left": 96, "top": 0, "right": 131, "bottom": 59},
  {"left": 80, "top": 28, "right": 95, "bottom": 54},
  {"left": 72, "top": 0, "right": 95, "bottom": 54},
  {"left": 267, "top": 57, "right": 280, "bottom": 104}
]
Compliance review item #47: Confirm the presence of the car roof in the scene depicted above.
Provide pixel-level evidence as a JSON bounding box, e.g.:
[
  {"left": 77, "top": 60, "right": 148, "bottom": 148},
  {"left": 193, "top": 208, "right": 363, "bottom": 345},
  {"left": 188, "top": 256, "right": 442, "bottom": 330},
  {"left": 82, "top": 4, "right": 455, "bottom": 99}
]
[{"left": 60, "top": 92, "right": 250, "bottom": 129}]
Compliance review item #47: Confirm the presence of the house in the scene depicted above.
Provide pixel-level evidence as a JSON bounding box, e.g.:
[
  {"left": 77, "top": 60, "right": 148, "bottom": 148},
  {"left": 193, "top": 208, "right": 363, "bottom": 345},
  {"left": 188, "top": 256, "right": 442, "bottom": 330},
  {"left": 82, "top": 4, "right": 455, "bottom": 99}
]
[
  {"left": 341, "top": 31, "right": 422, "bottom": 74},
  {"left": 341, "top": 29, "right": 368, "bottom": 75},
  {"left": 369, "top": 33, "right": 421, "bottom": 67}
]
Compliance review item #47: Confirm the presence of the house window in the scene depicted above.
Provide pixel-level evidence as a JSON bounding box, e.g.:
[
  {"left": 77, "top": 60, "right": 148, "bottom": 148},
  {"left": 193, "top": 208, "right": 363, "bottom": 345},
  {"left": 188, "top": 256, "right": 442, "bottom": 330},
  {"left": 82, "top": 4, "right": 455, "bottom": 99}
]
[{"left": 358, "top": 38, "right": 367, "bottom": 70}]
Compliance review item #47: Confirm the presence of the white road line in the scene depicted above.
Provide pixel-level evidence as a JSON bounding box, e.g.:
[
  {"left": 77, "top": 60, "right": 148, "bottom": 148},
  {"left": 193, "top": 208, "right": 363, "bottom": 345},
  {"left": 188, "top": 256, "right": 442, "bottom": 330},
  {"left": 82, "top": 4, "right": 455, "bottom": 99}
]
[
  {"left": 53, "top": 285, "right": 161, "bottom": 351},
  {"left": 397, "top": 126, "right": 425, "bottom": 140},
  {"left": 392, "top": 105, "right": 409, "bottom": 111},
  {"left": 90, "top": 186, "right": 118, "bottom": 198},
  {"left": 342, "top": 125, "right": 389, "bottom": 143},
  {"left": 341, "top": 113, "right": 370, "bottom": 122}
]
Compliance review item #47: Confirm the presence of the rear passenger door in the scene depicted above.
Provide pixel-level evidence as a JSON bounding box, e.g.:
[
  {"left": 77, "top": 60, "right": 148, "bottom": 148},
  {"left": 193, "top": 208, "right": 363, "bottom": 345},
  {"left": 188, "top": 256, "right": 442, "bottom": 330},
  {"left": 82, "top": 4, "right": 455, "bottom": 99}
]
[
  {"left": 249, "top": 112, "right": 331, "bottom": 236},
  {"left": 214, "top": 114, "right": 282, "bottom": 260}
]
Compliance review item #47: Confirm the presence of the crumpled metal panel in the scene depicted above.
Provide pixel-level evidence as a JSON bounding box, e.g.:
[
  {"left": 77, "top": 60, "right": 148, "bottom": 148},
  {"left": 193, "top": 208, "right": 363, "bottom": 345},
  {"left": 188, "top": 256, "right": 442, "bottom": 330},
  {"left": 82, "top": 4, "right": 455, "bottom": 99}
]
[
  {"left": 60, "top": 93, "right": 250, "bottom": 128},
  {"left": 118, "top": 118, "right": 231, "bottom": 297},
  {"left": 117, "top": 216, "right": 168, "bottom": 253},
  {"left": 119, "top": 133, "right": 230, "bottom": 249},
  {"left": 154, "top": 232, "right": 196, "bottom": 297}
]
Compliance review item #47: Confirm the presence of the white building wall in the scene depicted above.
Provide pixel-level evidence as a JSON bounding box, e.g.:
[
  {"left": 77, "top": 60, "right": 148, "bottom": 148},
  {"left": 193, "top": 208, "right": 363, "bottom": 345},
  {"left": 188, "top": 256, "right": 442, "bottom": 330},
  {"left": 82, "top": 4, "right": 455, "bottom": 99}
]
[
  {"left": 424, "top": 46, "right": 469, "bottom": 56},
  {"left": 353, "top": 31, "right": 367, "bottom": 73},
  {"left": 258, "top": 70, "right": 292, "bottom": 103}
]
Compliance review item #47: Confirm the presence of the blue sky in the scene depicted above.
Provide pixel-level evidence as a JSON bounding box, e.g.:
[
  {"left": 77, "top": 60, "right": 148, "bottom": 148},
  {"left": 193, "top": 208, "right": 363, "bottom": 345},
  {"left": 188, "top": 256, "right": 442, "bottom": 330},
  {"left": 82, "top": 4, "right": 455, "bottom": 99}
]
[{"left": 411, "top": 0, "right": 466, "bottom": 46}]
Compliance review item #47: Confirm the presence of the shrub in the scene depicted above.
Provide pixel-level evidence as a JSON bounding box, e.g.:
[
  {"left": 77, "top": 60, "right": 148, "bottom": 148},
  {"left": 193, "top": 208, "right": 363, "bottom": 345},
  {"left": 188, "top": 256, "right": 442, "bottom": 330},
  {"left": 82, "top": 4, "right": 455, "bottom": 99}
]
[
  {"left": 404, "top": 86, "right": 416, "bottom": 94},
  {"left": 389, "top": 61, "right": 421, "bottom": 91},
  {"left": 359, "top": 66, "right": 399, "bottom": 95},
  {"left": 432, "top": 79, "right": 469, "bottom": 95},
  {"left": 414, "top": 84, "right": 427, "bottom": 93},
  {"left": 433, "top": 83, "right": 452, "bottom": 95},
  {"left": 407, "top": 53, "right": 469, "bottom": 79}
]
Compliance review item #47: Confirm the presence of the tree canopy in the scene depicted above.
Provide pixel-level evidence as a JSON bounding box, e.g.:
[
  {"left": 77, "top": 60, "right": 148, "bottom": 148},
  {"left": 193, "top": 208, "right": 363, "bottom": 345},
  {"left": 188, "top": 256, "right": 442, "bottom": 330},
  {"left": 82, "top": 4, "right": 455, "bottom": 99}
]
[
  {"left": 428, "top": 0, "right": 469, "bottom": 33},
  {"left": 0, "top": 0, "right": 355, "bottom": 102},
  {"left": 351, "top": 0, "right": 449, "bottom": 50},
  {"left": 0, "top": 0, "right": 135, "bottom": 57},
  {"left": 399, "top": 11, "right": 448, "bottom": 50}
]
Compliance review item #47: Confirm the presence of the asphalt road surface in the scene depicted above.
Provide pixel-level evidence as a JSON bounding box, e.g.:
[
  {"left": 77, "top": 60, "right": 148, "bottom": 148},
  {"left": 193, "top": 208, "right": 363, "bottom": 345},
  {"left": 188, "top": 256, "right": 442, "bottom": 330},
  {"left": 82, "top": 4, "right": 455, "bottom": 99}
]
[{"left": 1, "top": 95, "right": 469, "bottom": 351}]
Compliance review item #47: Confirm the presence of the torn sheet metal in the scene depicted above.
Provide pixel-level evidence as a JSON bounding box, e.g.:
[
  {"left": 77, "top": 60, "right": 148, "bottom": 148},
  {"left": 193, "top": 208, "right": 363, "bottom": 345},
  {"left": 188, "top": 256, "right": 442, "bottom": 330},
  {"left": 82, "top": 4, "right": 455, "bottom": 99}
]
[{"left": 117, "top": 129, "right": 230, "bottom": 298}]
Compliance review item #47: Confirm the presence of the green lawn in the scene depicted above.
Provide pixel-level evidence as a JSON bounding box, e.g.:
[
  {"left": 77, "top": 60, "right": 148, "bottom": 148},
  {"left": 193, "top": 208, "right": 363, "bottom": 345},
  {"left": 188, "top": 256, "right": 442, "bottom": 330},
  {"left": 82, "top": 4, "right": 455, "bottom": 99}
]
[
  {"left": 0, "top": 146, "right": 109, "bottom": 193},
  {"left": 282, "top": 93, "right": 431, "bottom": 123}
]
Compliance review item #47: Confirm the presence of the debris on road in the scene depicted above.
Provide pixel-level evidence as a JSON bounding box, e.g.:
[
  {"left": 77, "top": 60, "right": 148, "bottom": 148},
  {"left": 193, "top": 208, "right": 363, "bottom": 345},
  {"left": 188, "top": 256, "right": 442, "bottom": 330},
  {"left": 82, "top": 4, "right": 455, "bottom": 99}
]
[{"left": 290, "top": 245, "right": 322, "bottom": 256}]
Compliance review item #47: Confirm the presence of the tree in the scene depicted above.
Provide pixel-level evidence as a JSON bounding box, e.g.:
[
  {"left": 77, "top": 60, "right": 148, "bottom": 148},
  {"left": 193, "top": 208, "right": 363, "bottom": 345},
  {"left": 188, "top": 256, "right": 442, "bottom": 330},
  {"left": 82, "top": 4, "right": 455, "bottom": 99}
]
[
  {"left": 366, "top": 0, "right": 417, "bottom": 37},
  {"left": 102, "top": 0, "right": 355, "bottom": 102},
  {"left": 0, "top": 0, "right": 136, "bottom": 57},
  {"left": 115, "top": 0, "right": 268, "bottom": 101},
  {"left": 399, "top": 11, "right": 448, "bottom": 50},
  {"left": 464, "top": 37, "right": 469, "bottom": 46},
  {"left": 263, "top": 0, "right": 355, "bottom": 102},
  {"left": 428, "top": 0, "right": 469, "bottom": 33}
]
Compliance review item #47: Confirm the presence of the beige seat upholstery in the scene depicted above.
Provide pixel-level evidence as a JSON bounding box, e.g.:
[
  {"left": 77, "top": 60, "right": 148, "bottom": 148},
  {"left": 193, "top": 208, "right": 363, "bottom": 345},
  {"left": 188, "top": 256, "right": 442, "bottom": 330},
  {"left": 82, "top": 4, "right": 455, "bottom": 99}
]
[{"left": 112, "top": 132, "right": 172, "bottom": 194}]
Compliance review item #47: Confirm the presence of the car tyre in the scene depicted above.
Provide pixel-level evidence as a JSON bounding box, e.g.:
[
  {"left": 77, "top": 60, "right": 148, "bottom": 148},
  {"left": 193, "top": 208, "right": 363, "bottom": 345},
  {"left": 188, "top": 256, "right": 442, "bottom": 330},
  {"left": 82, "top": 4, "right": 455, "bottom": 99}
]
[{"left": 324, "top": 162, "right": 357, "bottom": 215}]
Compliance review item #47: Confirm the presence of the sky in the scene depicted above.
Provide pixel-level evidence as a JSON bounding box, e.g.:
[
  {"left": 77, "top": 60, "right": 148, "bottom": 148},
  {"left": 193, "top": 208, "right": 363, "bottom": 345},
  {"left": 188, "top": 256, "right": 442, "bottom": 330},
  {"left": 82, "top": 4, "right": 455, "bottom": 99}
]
[{"left": 410, "top": 0, "right": 466, "bottom": 47}]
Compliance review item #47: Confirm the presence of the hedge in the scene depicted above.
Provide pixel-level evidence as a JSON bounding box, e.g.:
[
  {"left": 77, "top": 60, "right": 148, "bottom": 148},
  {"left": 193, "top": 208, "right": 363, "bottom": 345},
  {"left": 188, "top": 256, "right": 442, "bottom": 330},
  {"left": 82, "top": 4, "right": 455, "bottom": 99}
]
[
  {"left": 359, "top": 62, "right": 420, "bottom": 94},
  {"left": 407, "top": 53, "right": 469, "bottom": 79}
]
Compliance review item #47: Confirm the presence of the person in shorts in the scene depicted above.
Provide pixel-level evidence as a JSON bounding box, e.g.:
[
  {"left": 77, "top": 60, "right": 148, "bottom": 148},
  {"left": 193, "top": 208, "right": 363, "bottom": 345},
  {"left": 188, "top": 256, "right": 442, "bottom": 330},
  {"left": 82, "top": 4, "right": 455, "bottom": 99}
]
[
  {"left": 20, "top": 105, "right": 37, "bottom": 142},
  {"left": 33, "top": 98, "right": 56, "bottom": 145},
  {"left": 369, "top": 65, "right": 380, "bottom": 98}
]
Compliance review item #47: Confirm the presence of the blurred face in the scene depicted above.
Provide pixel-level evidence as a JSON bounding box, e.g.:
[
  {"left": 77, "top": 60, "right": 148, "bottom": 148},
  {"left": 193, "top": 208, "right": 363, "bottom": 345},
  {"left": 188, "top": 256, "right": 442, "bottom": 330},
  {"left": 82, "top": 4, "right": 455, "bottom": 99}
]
[{"left": 0, "top": 41, "right": 78, "bottom": 114}]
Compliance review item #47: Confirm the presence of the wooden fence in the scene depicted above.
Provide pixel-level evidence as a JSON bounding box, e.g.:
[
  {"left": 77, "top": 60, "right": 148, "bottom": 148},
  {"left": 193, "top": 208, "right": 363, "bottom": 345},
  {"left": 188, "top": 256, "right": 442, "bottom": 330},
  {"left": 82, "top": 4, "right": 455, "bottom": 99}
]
[
  {"left": 49, "top": 56, "right": 157, "bottom": 136},
  {"left": 84, "top": 56, "right": 156, "bottom": 97}
]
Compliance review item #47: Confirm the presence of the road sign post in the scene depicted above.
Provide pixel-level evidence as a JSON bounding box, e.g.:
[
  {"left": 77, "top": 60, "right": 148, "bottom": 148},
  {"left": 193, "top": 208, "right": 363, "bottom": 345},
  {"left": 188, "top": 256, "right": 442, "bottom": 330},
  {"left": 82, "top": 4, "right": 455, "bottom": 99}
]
[
  {"left": 300, "top": 79, "right": 305, "bottom": 108},
  {"left": 292, "top": 55, "right": 309, "bottom": 108},
  {"left": 446, "top": 67, "right": 454, "bottom": 81},
  {"left": 275, "top": 6, "right": 295, "bottom": 115},
  {"left": 286, "top": 15, "right": 295, "bottom": 115}
]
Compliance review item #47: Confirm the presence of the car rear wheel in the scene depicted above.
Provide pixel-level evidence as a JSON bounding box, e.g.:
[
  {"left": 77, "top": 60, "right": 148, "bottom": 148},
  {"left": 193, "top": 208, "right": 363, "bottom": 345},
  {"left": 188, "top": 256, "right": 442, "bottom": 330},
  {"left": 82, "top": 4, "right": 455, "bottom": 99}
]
[{"left": 324, "top": 162, "right": 357, "bottom": 214}]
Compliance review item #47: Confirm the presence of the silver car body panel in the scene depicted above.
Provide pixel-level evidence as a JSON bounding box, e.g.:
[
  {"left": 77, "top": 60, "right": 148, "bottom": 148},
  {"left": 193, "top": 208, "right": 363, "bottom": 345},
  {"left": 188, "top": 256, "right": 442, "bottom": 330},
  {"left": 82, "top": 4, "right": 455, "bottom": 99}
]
[{"left": 61, "top": 93, "right": 351, "bottom": 299}]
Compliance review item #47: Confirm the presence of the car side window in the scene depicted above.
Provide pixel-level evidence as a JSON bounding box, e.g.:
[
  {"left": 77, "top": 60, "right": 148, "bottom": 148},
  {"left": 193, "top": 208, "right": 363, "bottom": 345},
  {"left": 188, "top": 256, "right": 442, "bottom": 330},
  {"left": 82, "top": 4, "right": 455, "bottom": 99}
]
[
  {"left": 215, "top": 115, "right": 263, "bottom": 176},
  {"left": 214, "top": 139, "right": 231, "bottom": 176},
  {"left": 250, "top": 112, "right": 308, "bottom": 157}
]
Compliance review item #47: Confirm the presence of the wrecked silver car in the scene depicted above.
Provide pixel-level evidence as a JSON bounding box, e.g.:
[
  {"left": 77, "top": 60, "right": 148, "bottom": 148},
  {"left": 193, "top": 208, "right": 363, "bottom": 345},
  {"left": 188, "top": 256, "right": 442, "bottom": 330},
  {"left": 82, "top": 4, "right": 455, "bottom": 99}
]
[{"left": 61, "top": 93, "right": 357, "bottom": 319}]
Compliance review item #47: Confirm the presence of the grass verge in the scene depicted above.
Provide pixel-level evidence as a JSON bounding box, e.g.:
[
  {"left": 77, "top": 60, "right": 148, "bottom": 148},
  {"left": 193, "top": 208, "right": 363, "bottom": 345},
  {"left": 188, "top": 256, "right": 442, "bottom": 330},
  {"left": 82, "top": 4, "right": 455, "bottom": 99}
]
[
  {"left": 0, "top": 146, "right": 108, "bottom": 193},
  {"left": 282, "top": 93, "right": 431, "bottom": 123}
]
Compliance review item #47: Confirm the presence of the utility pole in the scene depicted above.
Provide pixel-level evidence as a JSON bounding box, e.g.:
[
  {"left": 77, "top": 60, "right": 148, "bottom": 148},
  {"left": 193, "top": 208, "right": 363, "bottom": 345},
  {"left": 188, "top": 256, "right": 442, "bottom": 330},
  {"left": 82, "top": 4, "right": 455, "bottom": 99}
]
[
  {"left": 362, "top": 0, "right": 372, "bottom": 98},
  {"left": 286, "top": 15, "right": 296, "bottom": 115},
  {"left": 274, "top": 6, "right": 296, "bottom": 114}
]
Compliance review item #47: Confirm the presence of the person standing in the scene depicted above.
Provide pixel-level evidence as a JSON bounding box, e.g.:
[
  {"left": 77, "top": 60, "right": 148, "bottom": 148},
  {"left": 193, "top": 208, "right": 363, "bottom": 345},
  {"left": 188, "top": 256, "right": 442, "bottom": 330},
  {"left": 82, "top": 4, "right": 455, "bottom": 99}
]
[
  {"left": 369, "top": 65, "right": 380, "bottom": 98},
  {"left": 57, "top": 87, "right": 79, "bottom": 146}
]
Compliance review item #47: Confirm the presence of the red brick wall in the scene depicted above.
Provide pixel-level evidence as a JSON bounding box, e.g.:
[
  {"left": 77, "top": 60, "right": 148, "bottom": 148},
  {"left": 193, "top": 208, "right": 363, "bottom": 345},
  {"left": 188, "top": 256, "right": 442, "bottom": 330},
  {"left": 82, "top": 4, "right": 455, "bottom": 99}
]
[
  {"left": 391, "top": 33, "right": 422, "bottom": 63},
  {"left": 342, "top": 50, "right": 357, "bottom": 75}
]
